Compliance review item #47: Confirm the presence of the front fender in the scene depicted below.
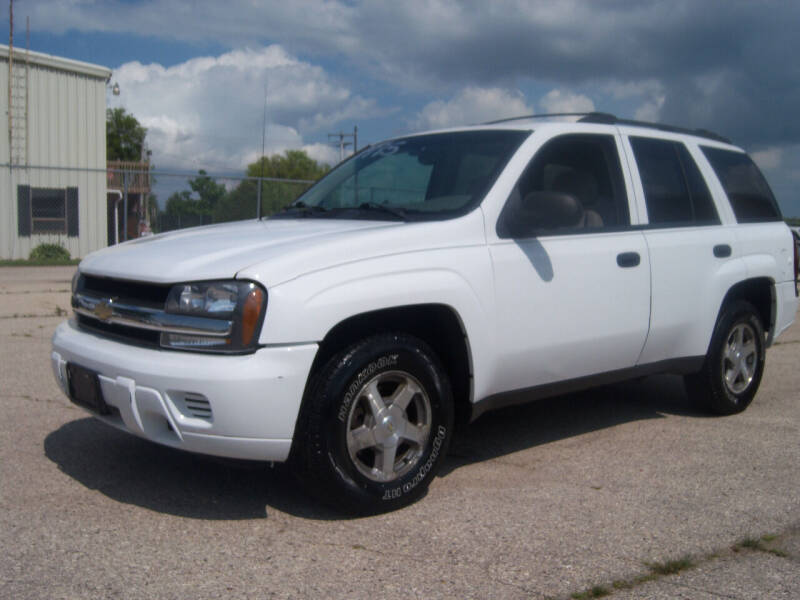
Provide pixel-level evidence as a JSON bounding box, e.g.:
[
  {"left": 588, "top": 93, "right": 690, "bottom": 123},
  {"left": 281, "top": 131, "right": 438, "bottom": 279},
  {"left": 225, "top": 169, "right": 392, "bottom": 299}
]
[{"left": 259, "top": 247, "right": 497, "bottom": 401}]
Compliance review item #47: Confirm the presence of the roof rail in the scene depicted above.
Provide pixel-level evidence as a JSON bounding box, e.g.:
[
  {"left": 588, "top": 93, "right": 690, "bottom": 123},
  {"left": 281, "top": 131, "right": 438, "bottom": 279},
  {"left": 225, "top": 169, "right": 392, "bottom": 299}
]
[
  {"left": 578, "top": 114, "right": 732, "bottom": 144},
  {"left": 483, "top": 112, "right": 604, "bottom": 125},
  {"left": 482, "top": 112, "right": 731, "bottom": 144}
]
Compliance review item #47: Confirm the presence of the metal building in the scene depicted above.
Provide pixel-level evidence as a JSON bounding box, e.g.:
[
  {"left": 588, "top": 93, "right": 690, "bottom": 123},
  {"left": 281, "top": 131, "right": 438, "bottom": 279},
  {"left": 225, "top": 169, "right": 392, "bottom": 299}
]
[{"left": 1, "top": 44, "right": 110, "bottom": 259}]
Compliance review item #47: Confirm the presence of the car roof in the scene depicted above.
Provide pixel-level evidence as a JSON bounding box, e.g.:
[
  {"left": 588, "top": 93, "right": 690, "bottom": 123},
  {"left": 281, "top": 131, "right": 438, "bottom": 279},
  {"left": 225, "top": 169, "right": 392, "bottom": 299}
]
[{"left": 409, "top": 112, "right": 740, "bottom": 150}]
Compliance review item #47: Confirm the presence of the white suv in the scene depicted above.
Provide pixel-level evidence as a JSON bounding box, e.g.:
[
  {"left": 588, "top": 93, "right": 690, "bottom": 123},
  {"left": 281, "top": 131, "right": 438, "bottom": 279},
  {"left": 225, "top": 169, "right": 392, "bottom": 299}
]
[{"left": 52, "top": 113, "right": 799, "bottom": 513}]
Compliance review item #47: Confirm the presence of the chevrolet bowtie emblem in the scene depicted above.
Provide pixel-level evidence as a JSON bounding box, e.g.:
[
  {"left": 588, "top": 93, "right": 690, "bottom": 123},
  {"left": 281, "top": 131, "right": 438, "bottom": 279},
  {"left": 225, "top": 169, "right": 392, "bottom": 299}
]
[{"left": 93, "top": 299, "right": 114, "bottom": 321}]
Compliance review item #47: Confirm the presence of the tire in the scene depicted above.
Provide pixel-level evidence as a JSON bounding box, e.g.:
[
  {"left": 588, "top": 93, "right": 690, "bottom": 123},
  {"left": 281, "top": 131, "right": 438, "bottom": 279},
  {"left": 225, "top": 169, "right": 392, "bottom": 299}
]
[
  {"left": 684, "top": 300, "right": 766, "bottom": 415},
  {"left": 295, "top": 333, "right": 454, "bottom": 514}
]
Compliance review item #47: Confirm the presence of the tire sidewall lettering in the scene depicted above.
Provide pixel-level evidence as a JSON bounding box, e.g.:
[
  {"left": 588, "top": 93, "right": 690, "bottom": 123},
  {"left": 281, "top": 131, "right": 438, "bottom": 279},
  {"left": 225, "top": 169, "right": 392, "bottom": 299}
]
[
  {"left": 327, "top": 343, "right": 451, "bottom": 504},
  {"left": 382, "top": 424, "right": 447, "bottom": 500},
  {"left": 337, "top": 353, "right": 399, "bottom": 423}
]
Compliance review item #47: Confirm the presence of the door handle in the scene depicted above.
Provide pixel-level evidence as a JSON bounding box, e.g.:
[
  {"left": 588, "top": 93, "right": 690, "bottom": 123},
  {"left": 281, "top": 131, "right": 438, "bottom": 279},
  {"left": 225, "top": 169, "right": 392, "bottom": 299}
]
[
  {"left": 713, "top": 244, "right": 732, "bottom": 258},
  {"left": 616, "top": 252, "right": 640, "bottom": 268}
]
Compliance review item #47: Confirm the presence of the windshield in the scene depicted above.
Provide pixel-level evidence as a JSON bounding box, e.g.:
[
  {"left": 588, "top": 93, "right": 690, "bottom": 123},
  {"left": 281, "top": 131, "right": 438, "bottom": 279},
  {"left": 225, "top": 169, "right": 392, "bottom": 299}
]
[{"left": 272, "top": 130, "right": 529, "bottom": 221}]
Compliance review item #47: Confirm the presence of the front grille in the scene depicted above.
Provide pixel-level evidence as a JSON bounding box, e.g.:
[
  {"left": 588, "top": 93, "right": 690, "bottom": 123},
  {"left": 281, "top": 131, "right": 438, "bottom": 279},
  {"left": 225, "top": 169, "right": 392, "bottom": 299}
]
[
  {"left": 76, "top": 314, "right": 161, "bottom": 348},
  {"left": 75, "top": 275, "right": 168, "bottom": 347},
  {"left": 80, "top": 275, "right": 170, "bottom": 309}
]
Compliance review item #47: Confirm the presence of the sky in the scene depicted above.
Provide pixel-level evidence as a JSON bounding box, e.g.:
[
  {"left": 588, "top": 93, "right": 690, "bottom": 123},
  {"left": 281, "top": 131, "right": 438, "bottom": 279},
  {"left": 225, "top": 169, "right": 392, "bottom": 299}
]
[{"left": 3, "top": 0, "right": 800, "bottom": 215}]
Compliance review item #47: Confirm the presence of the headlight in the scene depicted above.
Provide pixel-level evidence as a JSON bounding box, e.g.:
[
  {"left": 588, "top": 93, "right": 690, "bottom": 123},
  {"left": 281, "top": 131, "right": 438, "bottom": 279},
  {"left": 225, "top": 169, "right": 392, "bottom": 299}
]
[{"left": 162, "top": 280, "right": 267, "bottom": 353}]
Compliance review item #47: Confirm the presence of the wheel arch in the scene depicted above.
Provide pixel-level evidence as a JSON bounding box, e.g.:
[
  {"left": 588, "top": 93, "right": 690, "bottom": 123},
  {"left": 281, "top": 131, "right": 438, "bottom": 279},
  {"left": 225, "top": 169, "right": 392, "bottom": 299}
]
[
  {"left": 716, "top": 277, "right": 775, "bottom": 345},
  {"left": 306, "top": 304, "right": 473, "bottom": 425}
]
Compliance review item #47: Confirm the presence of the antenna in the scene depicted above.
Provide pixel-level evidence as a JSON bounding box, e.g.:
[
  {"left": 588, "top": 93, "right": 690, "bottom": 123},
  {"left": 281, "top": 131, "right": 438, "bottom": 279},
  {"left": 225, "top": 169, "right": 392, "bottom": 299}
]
[{"left": 256, "top": 80, "right": 268, "bottom": 219}]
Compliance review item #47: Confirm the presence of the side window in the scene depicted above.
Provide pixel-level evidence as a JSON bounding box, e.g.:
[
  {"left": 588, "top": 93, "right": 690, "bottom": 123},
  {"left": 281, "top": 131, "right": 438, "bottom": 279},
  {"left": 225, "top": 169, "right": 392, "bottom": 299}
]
[
  {"left": 700, "top": 146, "right": 782, "bottom": 223},
  {"left": 498, "top": 134, "right": 630, "bottom": 238},
  {"left": 630, "top": 137, "right": 720, "bottom": 226},
  {"left": 676, "top": 144, "right": 719, "bottom": 224}
]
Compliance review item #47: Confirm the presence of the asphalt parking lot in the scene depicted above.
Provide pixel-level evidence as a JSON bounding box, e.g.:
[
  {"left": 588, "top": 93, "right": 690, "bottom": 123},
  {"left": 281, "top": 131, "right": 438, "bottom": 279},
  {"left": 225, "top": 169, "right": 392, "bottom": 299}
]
[{"left": 1, "top": 265, "right": 799, "bottom": 599}]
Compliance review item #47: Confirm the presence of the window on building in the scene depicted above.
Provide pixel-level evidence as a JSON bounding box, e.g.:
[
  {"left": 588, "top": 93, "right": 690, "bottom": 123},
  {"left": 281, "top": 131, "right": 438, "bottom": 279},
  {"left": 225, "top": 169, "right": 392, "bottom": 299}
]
[
  {"left": 630, "top": 137, "right": 720, "bottom": 226},
  {"left": 17, "top": 186, "right": 79, "bottom": 237},
  {"left": 701, "top": 146, "right": 782, "bottom": 223}
]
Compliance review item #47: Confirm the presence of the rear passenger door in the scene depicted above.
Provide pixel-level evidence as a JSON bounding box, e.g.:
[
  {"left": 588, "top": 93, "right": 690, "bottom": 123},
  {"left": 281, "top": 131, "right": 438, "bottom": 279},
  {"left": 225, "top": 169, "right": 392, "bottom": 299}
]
[{"left": 621, "top": 131, "right": 737, "bottom": 365}]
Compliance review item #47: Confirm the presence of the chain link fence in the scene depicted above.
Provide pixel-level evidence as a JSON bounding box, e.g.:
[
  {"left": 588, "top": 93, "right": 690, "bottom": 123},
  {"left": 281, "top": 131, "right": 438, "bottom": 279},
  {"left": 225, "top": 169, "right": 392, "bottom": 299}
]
[
  {"left": 107, "top": 164, "right": 316, "bottom": 239},
  {"left": 3, "top": 163, "right": 318, "bottom": 259}
]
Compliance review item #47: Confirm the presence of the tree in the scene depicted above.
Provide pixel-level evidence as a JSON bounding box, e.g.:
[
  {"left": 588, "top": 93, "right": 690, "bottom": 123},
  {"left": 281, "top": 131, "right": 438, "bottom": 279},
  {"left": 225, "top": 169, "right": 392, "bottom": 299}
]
[
  {"left": 249, "top": 150, "right": 330, "bottom": 181},
  {"left": 212, "top": 179, "right": 258, "bottom": 223},
  {"left": 213, "top": 150, "right": 330, "bottom": 222},
  {"left": 165, "top": 191, "right": 199, "bottom": 217},
  {"left": 107, "top": 108, "right": 147, "bottom": 161},
  {"left": 189, "top": 170, "right": 226, "bottom": 214},
  {"left": 162, "top": 170, "right": 225, "bottom": 220}
]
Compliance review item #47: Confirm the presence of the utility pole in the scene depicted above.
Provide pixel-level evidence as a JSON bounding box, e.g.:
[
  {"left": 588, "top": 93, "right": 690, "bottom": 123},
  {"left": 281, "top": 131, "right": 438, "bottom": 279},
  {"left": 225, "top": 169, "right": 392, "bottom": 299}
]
[{"left": 327, "top": 125, "right": 358, "bottom": 162}]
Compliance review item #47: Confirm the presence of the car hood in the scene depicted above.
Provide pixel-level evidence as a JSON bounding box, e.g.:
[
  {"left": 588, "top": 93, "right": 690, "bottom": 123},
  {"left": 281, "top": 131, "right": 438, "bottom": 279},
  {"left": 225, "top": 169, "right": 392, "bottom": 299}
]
[{"left": 79, "top": 219, "right": 400, "bottom": 284}]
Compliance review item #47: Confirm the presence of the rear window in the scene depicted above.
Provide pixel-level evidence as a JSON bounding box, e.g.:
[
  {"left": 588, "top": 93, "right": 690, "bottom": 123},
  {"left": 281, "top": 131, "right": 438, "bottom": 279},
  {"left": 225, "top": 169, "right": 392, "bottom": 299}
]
[{"left": 701, "top": 146, "right": 782, "bottom": 222}]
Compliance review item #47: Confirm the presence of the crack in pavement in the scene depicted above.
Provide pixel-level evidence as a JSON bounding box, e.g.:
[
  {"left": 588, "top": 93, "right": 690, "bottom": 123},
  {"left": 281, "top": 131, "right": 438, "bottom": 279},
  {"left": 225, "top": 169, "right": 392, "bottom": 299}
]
[
  {"left": 1, "top": 394, "right": 74, "bottom": 408},
  {"left": 659, "top": 577, "right": 742, "bottom": 599},
  {"left": 0, "top": 289, "right": 70, "bottom": 295},
  {"left": 0, "top": 312, "right": 67, "bottom": 320},
  {"left": 560, "top": 524, "right": 798, "bottom": 600}
]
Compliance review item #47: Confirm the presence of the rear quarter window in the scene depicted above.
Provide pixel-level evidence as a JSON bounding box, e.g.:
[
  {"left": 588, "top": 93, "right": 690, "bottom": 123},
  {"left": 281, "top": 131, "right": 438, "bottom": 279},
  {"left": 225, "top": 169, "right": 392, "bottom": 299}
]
[{"left": 701, "top": 146, "right": 783, "bottom": 222}]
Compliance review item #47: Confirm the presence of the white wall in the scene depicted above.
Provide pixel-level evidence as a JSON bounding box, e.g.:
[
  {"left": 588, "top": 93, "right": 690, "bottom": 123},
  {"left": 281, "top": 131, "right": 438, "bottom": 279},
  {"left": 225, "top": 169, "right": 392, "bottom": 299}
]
[{"left": 1, "top": 51, "right": 109, "bottom": 259}]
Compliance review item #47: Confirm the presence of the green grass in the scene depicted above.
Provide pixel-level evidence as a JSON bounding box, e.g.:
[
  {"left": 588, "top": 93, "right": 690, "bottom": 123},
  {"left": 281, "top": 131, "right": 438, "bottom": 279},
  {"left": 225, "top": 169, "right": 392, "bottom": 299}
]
[
  {"left": 734, "top": 535, "right": 789, "bottom": 558},
  {"left": 571, "top": 586, "right": 610, "bottom": 599},
  {"left": 644, "top": 556, "right": 696, "bottom": 576},
  {"left": 566, "top": 532, "right": 793, "bottom": 600}
]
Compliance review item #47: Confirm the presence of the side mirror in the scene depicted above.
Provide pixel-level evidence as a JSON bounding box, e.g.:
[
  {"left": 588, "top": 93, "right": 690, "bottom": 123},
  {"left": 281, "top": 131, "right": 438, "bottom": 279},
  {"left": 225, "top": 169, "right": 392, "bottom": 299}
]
[{"left": 503, "top": 191, "right": 584, "bottom": 237}]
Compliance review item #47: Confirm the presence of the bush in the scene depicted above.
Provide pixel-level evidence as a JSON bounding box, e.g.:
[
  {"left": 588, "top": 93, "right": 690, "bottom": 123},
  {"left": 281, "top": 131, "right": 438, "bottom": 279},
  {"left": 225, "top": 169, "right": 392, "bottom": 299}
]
[{"left": 29, "top": 243, "right": 71, "bottom": 262}]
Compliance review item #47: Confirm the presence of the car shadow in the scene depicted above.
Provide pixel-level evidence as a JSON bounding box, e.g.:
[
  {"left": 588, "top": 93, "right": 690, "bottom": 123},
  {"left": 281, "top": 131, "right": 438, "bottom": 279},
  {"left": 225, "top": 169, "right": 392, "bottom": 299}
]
[
  {"left": 44, "top": 374, "right": 708, "bottom": 521},
  {"left": 441, "top": 373, "right": 706, "bottom": 475},
  {"left": 43, "top": 418, "right": 340, "bottom": 521}
]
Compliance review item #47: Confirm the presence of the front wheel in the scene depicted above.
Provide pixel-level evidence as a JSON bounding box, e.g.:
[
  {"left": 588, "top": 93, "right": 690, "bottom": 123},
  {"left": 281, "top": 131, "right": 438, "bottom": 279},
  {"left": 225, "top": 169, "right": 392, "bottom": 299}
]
[
  {"left": 684, "top": 300, "right": 766, "bottom": 415},
  {"left": 296, "top": 334, "right": 454, "bottom": 514}
]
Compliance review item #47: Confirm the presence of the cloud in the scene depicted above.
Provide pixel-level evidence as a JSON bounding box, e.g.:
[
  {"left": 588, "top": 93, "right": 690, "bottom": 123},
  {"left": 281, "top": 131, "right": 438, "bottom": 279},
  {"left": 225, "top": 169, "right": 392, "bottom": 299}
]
[
  {"left": 411, "top": 87, "right": 533, "bottom": 131},
  {"left": 27, "top": 2, "right": 800, "bottom": 141},
  {"left": 108, "top": 46, "right": 378, "bottom": 170},
  {"left": 538, "top": 89, "right": 595, "bottom": 114},
  {"left": 751, "top": 147, "right": 782, "bottom": 171},
  {"left": 302, "top": 142, "right": 342, "bottom": 167},
  {"left": 22, "top": 1, "right": 800, "bottom": 214}
]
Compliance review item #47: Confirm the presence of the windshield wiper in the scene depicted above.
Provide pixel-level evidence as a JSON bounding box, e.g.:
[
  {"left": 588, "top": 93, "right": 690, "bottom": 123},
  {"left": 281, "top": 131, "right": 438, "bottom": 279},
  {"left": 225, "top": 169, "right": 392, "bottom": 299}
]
[
  {"left": 277, "top": 201, "right": 330, "bottom": 217},
  {"left": 356, "top": 202, "right": 407, "bottom": 220}
]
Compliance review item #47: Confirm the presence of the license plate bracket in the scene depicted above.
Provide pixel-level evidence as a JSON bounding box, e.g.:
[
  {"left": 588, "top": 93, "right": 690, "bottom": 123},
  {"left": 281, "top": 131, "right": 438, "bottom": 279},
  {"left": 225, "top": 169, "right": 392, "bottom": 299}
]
[{"left": 66, "top": 363, "right": 112, "bottom": 415}]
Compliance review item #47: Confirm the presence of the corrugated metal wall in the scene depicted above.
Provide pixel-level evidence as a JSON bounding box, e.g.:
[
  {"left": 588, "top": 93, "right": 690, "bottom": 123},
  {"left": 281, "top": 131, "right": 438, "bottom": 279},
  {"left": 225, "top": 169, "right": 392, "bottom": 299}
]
[{"left": 1, "top": 57, "right": 108, "bottom": 259}]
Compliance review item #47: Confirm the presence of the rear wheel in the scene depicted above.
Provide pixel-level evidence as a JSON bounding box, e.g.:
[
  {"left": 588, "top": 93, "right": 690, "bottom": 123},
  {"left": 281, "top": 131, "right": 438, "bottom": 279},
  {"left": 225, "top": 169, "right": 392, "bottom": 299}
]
[
  {"left": 296, "top": 333, "right": 454, "bottom": 514},
  {"left": 684, "top": 300, "right": 766, "bottom": 415}
]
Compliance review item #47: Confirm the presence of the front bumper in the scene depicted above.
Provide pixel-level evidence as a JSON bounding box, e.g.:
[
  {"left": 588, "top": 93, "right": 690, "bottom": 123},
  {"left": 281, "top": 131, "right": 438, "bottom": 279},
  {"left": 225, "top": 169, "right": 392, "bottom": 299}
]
[{"left": 51, "top": 319, "right": 318, "bottom": 461}]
